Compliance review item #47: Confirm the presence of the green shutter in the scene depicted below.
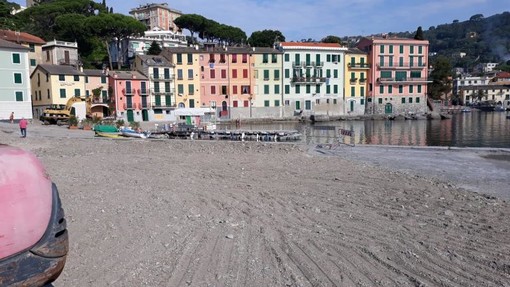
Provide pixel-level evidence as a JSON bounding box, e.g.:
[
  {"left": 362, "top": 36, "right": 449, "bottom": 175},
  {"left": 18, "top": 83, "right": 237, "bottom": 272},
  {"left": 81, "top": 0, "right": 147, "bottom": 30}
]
[
  {"left": 264, "top": 85, "right": 269, "bottom": 94},
  {"left": 285, "top": 85, "right": 290, "bottom": 94},
  {"left": 274, "top": 84, "right": 280, "bottom": 94},
  {"left": 12, "top": 53, "right": 20, "bottom": 64},
  {"left": 14, "top": 73, "right": 22, "bottom": 83},
  {"left": 60, "top": 89, "right": 66, "bottom": 98},
  {"left": 284, "top": 54, "right": 289, "bottom": 62},
  {"left": 285, "top": 69, "right": 290, "bottom": 78},
  {"left": 264, "top": 100, "right": 270, "bottom": 107},
  {"left": 274, "top": 70, "right": 280, "bottom": 80},
  {"left": 263, "top": 70, "right": 269, "bottom": 79},
  {"left": 15, "top": 91, "right": 23, "bottom": 101}
]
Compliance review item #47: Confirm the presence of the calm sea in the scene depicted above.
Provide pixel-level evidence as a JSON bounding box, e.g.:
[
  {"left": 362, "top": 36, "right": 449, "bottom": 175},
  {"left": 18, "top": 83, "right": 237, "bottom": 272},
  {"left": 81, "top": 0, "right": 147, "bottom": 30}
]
[{"left": 219, "top": 111, "right": 510, "bottom": 148}]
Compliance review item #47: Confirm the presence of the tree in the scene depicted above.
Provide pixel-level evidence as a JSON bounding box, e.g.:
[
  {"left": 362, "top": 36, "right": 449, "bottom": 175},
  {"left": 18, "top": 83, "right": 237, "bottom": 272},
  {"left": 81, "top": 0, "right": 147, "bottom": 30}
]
[
  {"left": 173, "top": 14, "right": 207, "bottom": 41},
  {"left": 428, "top": 56, "right": 453, "bottom": 100},
  {"left": 147, "top": 41, "right": 162, "bottom": 55},
  {"left": 469, "top": 14, "right": 484, "bottom": 21},
  {"left": 414, "top": 26, "right": 424, "bottom": 40},
  {"left": 85, "top": 13, "right": 146, "bottom": 70},
  {"left": 321, "top": 35, "right": 342, "bottom": 44},
  {"left": 247, "top": 29, "right": 285, "bottom": 47}
]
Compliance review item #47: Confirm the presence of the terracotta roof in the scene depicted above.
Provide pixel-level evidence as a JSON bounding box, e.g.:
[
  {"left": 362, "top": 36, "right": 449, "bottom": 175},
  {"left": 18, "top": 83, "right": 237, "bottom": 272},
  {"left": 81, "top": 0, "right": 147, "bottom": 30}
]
[
  {"left": 496, "top": 71, "right": 510, "bottom": 78},
  {"left": 0, "top": 29, "right": 46, "bottom": 45},
  {"left": 279, "top": 42, "right": 343, "bottom": 48},
  {"left": 0, "top": 38, "right": 29, "bottom": 51}
]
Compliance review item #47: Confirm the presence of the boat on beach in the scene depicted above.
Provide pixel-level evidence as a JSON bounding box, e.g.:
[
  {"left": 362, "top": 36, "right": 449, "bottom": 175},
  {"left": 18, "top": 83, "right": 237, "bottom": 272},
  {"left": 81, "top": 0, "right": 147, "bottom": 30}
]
[{"left": 119, "top": 128, "right": 150, "bottom": 139}]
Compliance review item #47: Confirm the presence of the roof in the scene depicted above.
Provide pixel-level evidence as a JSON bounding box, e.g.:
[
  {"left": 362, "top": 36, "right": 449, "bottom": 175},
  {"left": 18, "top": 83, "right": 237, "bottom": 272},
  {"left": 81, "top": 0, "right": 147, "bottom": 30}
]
[
  {"left": 162, "top": 46, "right": 282, "bottom": 54},
  {"left": 346, "top": 48, "right": 367, "bottom": 55},
  {"left": 108, "top": 70, "right": 148, "bottom": 80},
  {"left": 36, "top": 64, "right": 85, "bottom": 76},
  {"left": 137, "top": 55, "right": 173, "bottom": 66},
  {"left": 0, "top": 38, "right": 29, "bottom": 51},
  {"left": 83, "top": 69, "right": 108, "bottom": 77},
  {"left": 496, "top": 72, "right": 510, "bottom": 78},
  {"left": 0, "top": 29, "right": 46, "bottom": 45},
  {"left": 278, "top": 42, "right": 347, "bottom": 51}
]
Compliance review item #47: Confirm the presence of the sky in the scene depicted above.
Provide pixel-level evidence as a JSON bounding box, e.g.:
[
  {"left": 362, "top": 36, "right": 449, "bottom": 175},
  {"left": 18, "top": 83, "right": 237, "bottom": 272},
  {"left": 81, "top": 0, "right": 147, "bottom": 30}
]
[{"left": 13, "top": 0, "right": 508, "bottom": 41}]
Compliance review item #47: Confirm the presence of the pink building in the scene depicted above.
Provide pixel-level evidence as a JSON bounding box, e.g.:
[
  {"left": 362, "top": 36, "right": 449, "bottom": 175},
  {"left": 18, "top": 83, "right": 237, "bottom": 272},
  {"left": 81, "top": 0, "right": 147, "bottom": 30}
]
[
  {"left": 108, "top": 71, "right": 149, "bottom": 123},
  {"left": 199, "top": 46, "right": 254, "bottom": 118},
  {"left": 357, "top": 36, "right": 430, "bottom": 115},
  {"left": 83, "top": 69, "right": 110, "bottom": 118},
  {"left": 129, "top": 3, "right": 182, "bottom": 32}
]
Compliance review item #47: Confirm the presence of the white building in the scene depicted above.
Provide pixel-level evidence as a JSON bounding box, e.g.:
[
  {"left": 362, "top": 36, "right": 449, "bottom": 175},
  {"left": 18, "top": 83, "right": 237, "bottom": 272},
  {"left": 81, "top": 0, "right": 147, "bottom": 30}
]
[{"left": 278, "top": 42, "right": 348, "bottom": 117}]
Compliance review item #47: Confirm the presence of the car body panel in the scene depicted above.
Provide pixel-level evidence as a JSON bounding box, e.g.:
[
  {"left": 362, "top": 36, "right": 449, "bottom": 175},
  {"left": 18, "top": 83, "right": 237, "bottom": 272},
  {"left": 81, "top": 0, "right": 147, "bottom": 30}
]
[{"left": 0, "top": 145, "right": 53, "bottom": 260}]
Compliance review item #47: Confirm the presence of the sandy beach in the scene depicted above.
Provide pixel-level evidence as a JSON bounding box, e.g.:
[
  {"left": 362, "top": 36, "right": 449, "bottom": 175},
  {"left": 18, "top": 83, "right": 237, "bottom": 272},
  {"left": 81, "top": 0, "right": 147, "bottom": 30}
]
[{"left": 1, "top": 121, "right": 510, "bottom": 286}]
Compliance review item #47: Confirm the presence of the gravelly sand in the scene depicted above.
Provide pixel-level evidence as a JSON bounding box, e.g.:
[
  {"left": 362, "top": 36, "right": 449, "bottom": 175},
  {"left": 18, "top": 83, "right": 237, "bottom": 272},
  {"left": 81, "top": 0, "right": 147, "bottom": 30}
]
[{"left": 2, "top": 121, "right": 510, "bottom": 287}]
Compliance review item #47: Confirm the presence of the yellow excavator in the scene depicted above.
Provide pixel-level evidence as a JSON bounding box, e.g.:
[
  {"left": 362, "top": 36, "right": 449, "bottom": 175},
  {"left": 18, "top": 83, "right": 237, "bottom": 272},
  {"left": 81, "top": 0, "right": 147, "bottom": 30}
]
[{"left": 40, "top": 96, "right": 92, "bottom": 125}]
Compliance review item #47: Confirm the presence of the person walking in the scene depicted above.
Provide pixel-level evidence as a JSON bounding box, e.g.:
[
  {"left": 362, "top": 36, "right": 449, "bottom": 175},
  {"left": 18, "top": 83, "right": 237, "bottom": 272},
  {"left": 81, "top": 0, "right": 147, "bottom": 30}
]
[
  {"left": 19, "top": 117, "right": 28, "bottom": 138},
  {"left": 9, "top": 112, "right": 14, "bottom": 124}
]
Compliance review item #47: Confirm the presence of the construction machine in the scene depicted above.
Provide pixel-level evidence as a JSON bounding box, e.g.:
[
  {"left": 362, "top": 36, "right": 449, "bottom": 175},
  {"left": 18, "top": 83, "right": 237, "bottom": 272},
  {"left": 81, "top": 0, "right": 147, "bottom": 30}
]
[{"left": 40, "top": 96, "right": 92, "bottom": 125}]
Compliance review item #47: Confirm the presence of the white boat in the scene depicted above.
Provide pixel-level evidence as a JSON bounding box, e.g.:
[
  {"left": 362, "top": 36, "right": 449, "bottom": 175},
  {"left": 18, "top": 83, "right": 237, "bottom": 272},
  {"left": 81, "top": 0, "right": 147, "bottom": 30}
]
[{"left": 120, "top": 128, "right": 150, "bottom": 139}]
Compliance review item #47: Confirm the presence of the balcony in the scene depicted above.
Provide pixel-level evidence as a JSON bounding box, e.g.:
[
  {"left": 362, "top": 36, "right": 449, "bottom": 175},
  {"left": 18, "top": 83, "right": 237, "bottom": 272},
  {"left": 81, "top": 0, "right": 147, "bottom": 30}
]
[
  {"left": 122, "top": 88, "right": 133, "bottom": 95},
  {"left": 291, "top": 76, "right": 327, "bottom": 83},
  {"left": 150, "top": 74, "right": 175, "bottom": 81},
  {"left": 348, "top": 63, "right": 370, "bottom": 69},
  {"left": 349, "top": 78, "right": 358, "bottom": 84},
  {"left": 139, "top": 102, "right": 150, "bottom": 109},
  {"left": 151, "top": 90, "right": 173, "bottom": 96},
  {"left": 376, "top": 62, "right": 427, "bottom": 69},
  {"left": 138, "top": 89, "right": 148, "bottom": 95},
  {"left": 292, "top": 61, "right": 305, "bottom": 67},
  {"left": 377, "top": 77, "right": 432, "bottom": 83},
  {"left": 151, "top": 103, "right": 174, "bottom": 109}
]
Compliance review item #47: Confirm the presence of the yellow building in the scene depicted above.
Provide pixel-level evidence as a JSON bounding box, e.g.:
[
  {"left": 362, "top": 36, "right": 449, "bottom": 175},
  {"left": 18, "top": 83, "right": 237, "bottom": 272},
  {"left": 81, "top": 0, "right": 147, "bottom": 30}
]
[
  {"left": 344, "top": 48, "right": 369, "bottom": 115},
  {"left": 30, "top": 64, "right": 86, "bottom": 119}
]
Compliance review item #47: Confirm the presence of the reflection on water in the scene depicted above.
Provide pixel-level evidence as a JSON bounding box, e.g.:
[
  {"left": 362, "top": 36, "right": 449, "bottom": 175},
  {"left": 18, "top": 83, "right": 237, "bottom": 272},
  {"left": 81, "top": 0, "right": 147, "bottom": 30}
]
[{"left": 218, "top": 112, "right": 510, "bottom": 147}]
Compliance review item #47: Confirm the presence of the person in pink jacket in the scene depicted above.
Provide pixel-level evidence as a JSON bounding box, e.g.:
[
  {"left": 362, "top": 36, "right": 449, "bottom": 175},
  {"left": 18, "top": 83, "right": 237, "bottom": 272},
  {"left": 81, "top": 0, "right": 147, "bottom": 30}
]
[{"left": 19, "top": 117, "right": 28, "bottom": 138}]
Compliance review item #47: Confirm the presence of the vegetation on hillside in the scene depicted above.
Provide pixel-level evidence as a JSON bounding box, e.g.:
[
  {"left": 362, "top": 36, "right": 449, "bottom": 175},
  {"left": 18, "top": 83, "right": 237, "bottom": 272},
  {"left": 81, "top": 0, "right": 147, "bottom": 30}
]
[{"left": 174, "top": 14, "right": 247, "bottom": 45}]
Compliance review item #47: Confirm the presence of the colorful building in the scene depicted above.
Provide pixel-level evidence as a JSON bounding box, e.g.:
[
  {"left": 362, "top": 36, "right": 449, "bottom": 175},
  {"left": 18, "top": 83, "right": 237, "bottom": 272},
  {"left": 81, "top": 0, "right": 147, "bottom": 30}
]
[
  {"left": 0, "top": 39, "right": 32, "bottom": 120},
  {"left": 279, "top": 42, "right": 348, "bottom": 117},
  {"left": 108, "top": 70, "right": 149, "bottom": 123},
  {"left": 0, "top": 29, "right": 46, "bottom": 73},
  {"left": 30, "top": 64, "right": 85, "bottom": 119},
  {"left": 129, "top": 3, "right": 182, "bottom": 32},
  {"left": 42, "top": 40, "right": 79, "bottom": 66},
  {"left": 83, "top": 69, "right": 110, "bottom": 118},
  {"left": 357, "top": 36, "right": 430, "bottom": 115},
  {"left": 133, "top": 54, "right": 175, "bottom": 121},
  {"left": 344, "top": 48, "right": 368, "bottom": 115}
]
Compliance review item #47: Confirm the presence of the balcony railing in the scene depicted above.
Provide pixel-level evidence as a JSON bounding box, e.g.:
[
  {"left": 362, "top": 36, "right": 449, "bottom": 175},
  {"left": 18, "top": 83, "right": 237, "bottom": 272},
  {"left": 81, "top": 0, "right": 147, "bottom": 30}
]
[
  {"left": 376, "top": 63, "right": 427, "bottom": 69},
  {"left": 292, "top": 61, "right": 324, "bottom": 67},
  {"left": 151, "top": 103, "right": 174, "bottom": 109},
  {"left": 139, "top": 102, "right": 150, "bottom": 109},
  {"left": 349, "top": 78, "right": 358, "bottom": 84},
  {"left": 377, "top": 77, "right": 432, "bottom": 83},
  {"left": 151, "top": 89, "right": 173, "bottom": 96},
  {"left": 348, "top": 63, "right": 370, "bottom": 69},
  {"left": 122, "top": 88, "right": 134, "bottom": 95},
  {"left": 138, "top": 89, "right": 148, "bottom": 95},
  {"left": 123, "top": 103, "right": 135, "bottom": 110},
  {"left": 291, "top": 76, "right": 327, "bottom": 83},
  {"left": 150, "top": 74, "right": 175, "bottom": 81}
]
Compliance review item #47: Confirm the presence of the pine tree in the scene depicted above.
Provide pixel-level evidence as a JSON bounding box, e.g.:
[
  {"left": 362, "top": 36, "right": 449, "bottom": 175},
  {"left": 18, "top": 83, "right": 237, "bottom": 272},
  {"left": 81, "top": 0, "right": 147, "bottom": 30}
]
[{"left": 414, "top": 26, "right": 424, "bottom": 40}]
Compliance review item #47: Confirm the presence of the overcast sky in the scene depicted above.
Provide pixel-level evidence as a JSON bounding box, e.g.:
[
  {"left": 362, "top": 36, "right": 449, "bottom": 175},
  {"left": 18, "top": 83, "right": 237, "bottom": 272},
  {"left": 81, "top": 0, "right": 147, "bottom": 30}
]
[{"left": 14, "top": 0, "right": 507, "bottom": 41}]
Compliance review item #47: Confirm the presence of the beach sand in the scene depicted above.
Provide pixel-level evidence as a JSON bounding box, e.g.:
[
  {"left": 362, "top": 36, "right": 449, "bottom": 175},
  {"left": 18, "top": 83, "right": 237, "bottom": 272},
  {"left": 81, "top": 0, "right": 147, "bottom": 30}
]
[{"left": 1, "top": 122, "right": 510, "bottom": 286}]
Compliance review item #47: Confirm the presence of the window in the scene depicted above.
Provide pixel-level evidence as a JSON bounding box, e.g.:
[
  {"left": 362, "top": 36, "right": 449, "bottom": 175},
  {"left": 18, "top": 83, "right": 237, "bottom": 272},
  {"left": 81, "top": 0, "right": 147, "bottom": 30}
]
[
  {"left": 241, "top": 85, "right": 250, "bottom": 94},
  {"left": 74, "top": 75, "right": 79, "bottom": 81},
  {"left": 12, "top": 53, "right": 20, "bottom": 64},
  {"left": 326, "top": 85, "right": 330, "bottom": 94},
  {"left": 30, "top": 59, "right": 36, "bottom": 66},
  {"left": 177, "top": 69, "right": 183, "bottom": 80},
  {"left": 47, "top": 89, "right": 50, "bottom": 99},
  {"left": 209, "top": 54, "right": 215, "bottom": 63},
  {"left": 59, "top": 74, "right": 65, "bottom": 81},
  {"left": 60, "top": 89, "right": 66, "bottom": 98},
  {"left": 409, "top": 97, "right": 413, "bottom": 103},
  {"left": 389, "top": 45, "right": 393, "bottom": 54},
  {"left": 285, "top": 85, "right": 290, "bottom": 94},
  {"left": 262, "top": 54, "right": 269, "bottom": 63},
  {"left": 333, "top": 70, "right": 338, "bottom": 78},
  {"left": 402, "top": 98, "right": 406, "bottom": 104},
  {"left": 305, "top": 100, "right": 312, "bottom": 110},
  {"left": 295, "top": 100, "right": 301, "bottom": 110},
  {"left": 399, "top": 45, "right": 404, "bottom": 53},
  {"left": 232, "top": 85, "right": 238, "bottom": 94},
  {"left": 243, "top": 69, "right": 248, "bottom": 78},
  {"left": 101, "top": 76, "right": 107, "bottom": 83},
  {"left": 416, "top": 97, "right": 420, "bottom": 103},
  {"left": 221, "top": 85, "right": 227, "bottom": 94},
  {"left": 409, "top": 85, "right": 414, "bottom": 93},
  {"left": 410, "top": 45, "right": 414, "bottom": 54},
  {"left": 187, "top": 53, "right": 193, "bottom": 64},
  {"left": 188, "top": 69, "right": 193, "bottom": 79},
  {"left": 410, "top": 71, "right": 421, "bottom": 78},
  {"left": 388, "top": 86, "right": 393, "bottom": 93},
  {"left": 176, "top": 54, "right": 182, "bottom": 64},
  {"left": 360, "top": 98, "right": 365, "bottom": 105},
  {"left": 14, "top": 73, "right": 22, "bottom": 84},
  {"left": 378, "top": 98, "right": 383, "bottom": 104},
  {"left": 334, "top": 85, "right": 338, "bottom": 94},
  {"left": 418, "top": 46, "right": 423, "bottom": 54},
  {"left": 188, "top": 84, "right": 194, "bottom": 95},
  {"left": 274, "top": 70, "right": 280, "bottom": 80},
  {"left": 164, "top": 82, "right": 171, "bottom": 93},
  {"left": 219, "top": 54, "right": 226, "bottom": 63},
  {"left": 275, "top": 100, "right": 280, "bottom": 106},
  {"left": 315, "top": 84, "right": 320, "bottom": 93},
  {"left": 210, "top": 69, "right": 215, "bottom": 78},
  {"left": 264, "top": 85, "right": 269, "bottom": 94},
  {"left": 221, "top": 69, "right": 226, "bottom": 78},
  {"left": 380, "top": 45, "right": 385, "bottom": 53},
  {"left": 396, "top": 71, "right": 406, "bottom": 81},
  {"left": 380, "top": 71, "right": 392, "bottom": 78},
  {"left": 306, "top": 85, "right": 311, "bottom": 93},
  {"left": 233, "top": 101, "right": 238, "bottom": 108},
  {"left": 296, "top": 85, "right": 301, "bottom": 94},
  {"left": 232, "top": 54, "right": 237, "bottom": 63},
  {"left": 351, "top": 86, "right": 355, "bottom": 97},
  {"left": 232, "top": 69, "right": 237, "bottom": 78},
  {"left": 178, "top": 84, "right": 184, "bottom": 94},
  {"left": 154, "top": 82, "right": 160, "bottom": 93},
  {"left": 272, "top": 54, "right": 278, "bottom": 63},
  {"left": 264, "top": 100, "right": 270, "bottom": 107},
  {"left": 360, "top": 87, "right": 364, "bottom": 97},
  {"left": 242, "top": 54, "right": 248, "bottom": 63},
  {"left": 74, "top": 89, "right": 80, "bottom": 96},
  {"left": 274, "top": 85, "right": 280, "bottom": 94},
  {"left": 379, "top": 85, "right": 384, "bottom": 94},
  {"left": 16, "top": 91, "right": 23, "bottom": 101},
  {"left": 284, "top": 54, "right": 289, "bottom": 62},
  {"left": 211, "top": 86, "right": 216, "bottom": 94},
  {"left": 263, "top": 70, "right": 269, "bottom": 80},
  {"left": 285, "top": 69, "right": 290, "bottom": 78}
]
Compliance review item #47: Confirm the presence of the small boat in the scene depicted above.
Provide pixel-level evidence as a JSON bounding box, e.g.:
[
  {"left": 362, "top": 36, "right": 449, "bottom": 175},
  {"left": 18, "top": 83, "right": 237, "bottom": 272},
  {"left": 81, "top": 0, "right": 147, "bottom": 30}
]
[
  {"left": 461, "top": 107, "right": 471, "bottom": 113},
  {"left": 120, "top": 128, "right": 150, "bottom": 139},
  {"left": 95, "top": 132, "right": 122, "bottom": 138}
]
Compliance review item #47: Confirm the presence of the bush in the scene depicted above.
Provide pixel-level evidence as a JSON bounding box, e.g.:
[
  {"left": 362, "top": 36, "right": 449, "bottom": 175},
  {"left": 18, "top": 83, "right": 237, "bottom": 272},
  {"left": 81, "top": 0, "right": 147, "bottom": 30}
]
[
  {"left": 115, "top": 119, "right": 125, "bottom": 128},
  {"left": 68, "top": 115, "right": 78, "bottom": 126}
]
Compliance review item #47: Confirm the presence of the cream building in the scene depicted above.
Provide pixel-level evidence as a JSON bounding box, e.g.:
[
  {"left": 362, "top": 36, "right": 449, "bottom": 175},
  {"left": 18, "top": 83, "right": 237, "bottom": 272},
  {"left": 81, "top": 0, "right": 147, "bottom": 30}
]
[{"left": 344, "top": 48, "right": 369, "bottom": 115}]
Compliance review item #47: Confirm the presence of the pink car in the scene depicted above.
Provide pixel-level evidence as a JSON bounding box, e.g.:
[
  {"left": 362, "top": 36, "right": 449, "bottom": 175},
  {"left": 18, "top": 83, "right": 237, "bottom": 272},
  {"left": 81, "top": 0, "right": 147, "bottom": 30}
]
[{"left": 0, "top": 145, "right": 68, "bottom": 286}]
